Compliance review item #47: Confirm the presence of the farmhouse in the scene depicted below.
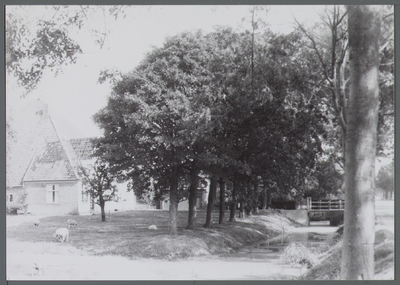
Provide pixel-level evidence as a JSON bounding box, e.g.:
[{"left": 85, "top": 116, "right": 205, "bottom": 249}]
[{"left": 6, "top": 100, "right": 135, "bottom": 215}]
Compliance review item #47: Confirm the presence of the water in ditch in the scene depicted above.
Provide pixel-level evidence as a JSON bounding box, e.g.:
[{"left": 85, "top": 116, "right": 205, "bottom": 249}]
[{"left": 227, "top": 221, "right": 340, "bottom": 262}]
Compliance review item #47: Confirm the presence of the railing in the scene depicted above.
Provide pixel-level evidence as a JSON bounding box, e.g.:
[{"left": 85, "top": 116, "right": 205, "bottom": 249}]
[{"left": 306, "top": 197, "right": 345, "bottom": 211}]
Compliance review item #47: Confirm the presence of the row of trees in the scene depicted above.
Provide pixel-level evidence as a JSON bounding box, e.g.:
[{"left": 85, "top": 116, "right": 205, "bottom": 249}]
[
  {"left": 92, "top": 6, "right": 393, "bottom": 279},
  {"left": 93, "top": 25, "right": 341, "bottom": 233}
]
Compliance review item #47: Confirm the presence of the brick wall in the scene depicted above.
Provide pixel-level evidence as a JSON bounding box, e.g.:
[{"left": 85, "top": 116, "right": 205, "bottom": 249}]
[{"left": 24, "top": 181, "right": 79, "bottom": 215}]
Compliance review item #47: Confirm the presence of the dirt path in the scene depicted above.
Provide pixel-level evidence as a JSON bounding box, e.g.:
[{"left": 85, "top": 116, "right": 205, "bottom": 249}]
[{"left": 7, "top": 239, "right": 305, "bottom": 280}]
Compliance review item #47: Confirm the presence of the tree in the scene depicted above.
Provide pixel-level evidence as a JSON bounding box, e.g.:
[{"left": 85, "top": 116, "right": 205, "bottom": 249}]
[
  {"left": 6, "top": 5, "right": 126, "bottom": 94},
  {"left": 79, "top": 160, "right": 118, "bottom": 222},
  {"left": 376, "top": 162, "right": 394, "bottom": 200},
  {"left": 204, "top": 176, "right": 218, "bottom": 228},
  {"left": 303, "top": 157, "right": 344, "bottom": 200},
  {"left": 340, "top": 5, "right": 382, "bottom": 280},
  {"left": 218, "top": 178, "right": 226, "bottom": 224},
  {"left": 295, "top": 5, "right": 393, "bottom": 162},
  {"left": 95, "top": 24, "right": 328, "bottom": 233},
  {"left": 95, "top": 31, "right": 216, "bottom": 235}
]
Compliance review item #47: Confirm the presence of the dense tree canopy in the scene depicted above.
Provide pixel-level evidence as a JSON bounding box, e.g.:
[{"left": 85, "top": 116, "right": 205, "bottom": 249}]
[{"left": 94, "top": 25, "right": 339, "bottom": 233}]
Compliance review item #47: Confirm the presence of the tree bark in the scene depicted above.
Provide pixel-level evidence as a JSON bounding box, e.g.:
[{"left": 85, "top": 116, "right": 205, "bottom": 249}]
[
  {"left": 239, "top": 199, "right": 245, "bottom": 218},
  {"left": 341, "top": 5, "right": 381, "bottom": 280},
  {"left": 100, "top": 198, "right": 106, "bottom": 222},
  {"left": 267, "top": 189, "right": 272, "bottom": 209},
  {"left": 253, "top": 180, "right": 259, "bottom": 213},
  {"left": 204, "top": 176, "right": 218, "bottom": 228},
  {"left": 219, "top": 177, "right": 226, "bottom": 224},
  {"left": 261, "top": 180, "right": 267, "bottom": 209},
  {"left": 169, "top": 164, "right": 179, "bottom": 235},
  {"left": 186, "top": 164, "right": 200, "bottom": 229},
  {"left": 229, "top": 176, "right": 238, "bottom": 222}
]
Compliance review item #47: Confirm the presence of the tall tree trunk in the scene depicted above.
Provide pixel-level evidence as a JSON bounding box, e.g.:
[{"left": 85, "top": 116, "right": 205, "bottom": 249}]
[
  {"left": 239, "top": 199, "right": 244, "bottom": 218},
  {"left": 229, "top": 176, "right": 238, "bottom": 222},
  {"left": 253, "top": 180, "right": 259, "bottom": 213},
  {"left": 261, "top": 180, "right": 267, "bottom": 209},
  {"left": 169, "top": 164, "right": 179, "bottom": 235},
  {"left": 219, "top": 177, "right": 226, "bottom": 224},
  {"left": 204, "top": 176, "right": 218, "bottom": 228},
  {"left": 186, "top": 164, "right": 200, "bottom": 229},
  {"left": 267, "top": 189, "right": 272, "bottom": 209},
  {"left": 100, "top": 197, "right": 106, "bottom": 222},
  {"left": 341, "top": 5, "right": 381, "bottom": 280}
]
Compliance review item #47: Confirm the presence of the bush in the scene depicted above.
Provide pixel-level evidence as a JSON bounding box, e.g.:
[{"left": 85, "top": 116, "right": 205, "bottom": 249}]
[
  {"left": 281, "top": 242, "right": 317, "bottom": 269},
  {"left": 303, "top": 230, "right": 395, "bottom": 280},
  {"left": 302, "top": 240, "right": 342, "bottom": 280}
]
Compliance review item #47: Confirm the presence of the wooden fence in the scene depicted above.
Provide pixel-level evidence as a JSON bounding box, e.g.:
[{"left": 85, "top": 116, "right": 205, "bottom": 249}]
[{"left": 306, "top": 197, "right": 345, "bottom": 211}]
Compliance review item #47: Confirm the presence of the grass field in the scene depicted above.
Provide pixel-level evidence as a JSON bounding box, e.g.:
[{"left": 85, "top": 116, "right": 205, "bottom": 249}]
[{"left": 7, "top": 209, "right": 290, "bottom": 260}]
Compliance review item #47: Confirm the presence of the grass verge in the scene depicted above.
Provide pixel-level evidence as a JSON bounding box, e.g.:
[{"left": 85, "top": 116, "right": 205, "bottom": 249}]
[{"left": 7, "top": 209, "right": 290, "bottom": 260}]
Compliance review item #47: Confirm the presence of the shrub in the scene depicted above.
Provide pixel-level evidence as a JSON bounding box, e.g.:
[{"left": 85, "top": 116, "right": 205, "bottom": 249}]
[
  {"left": 302, "top": 240, "right": 342, "bottom": 280},
  {"left": 281, "top": 242, "right": 317, "bottom": 269}
]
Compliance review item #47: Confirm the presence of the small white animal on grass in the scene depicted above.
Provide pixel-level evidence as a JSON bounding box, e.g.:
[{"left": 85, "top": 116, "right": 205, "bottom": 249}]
[
  {"left": 53, "top": 228, "right": 69, "bottom": 243},
  {"left": 148, "top": 225, "right": 157, "bottom": 230},
  {"left": 33, "top": 219, "right": 40, "bottom": 228},
  {"left": 67, "top": 219, "right": 78, "bottom": 228}
]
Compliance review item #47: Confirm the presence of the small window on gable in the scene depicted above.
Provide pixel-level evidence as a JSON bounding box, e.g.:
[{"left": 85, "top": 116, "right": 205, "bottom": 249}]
[
  {"left": 9, "top": 194, "right": 13, "bottom": 203},
  {"left": 46, "top": 184, "right": 59, "bottom": 203}
]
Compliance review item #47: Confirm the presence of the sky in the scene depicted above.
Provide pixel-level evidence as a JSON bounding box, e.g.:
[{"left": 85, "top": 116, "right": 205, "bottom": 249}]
[{"left": 6, "top": 5, "right": 328, "bottom": 139}]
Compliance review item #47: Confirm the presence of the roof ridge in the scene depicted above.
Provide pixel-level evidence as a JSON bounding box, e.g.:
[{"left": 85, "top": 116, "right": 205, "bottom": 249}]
[
  {"left": 59, "top": 139, "right": 81, "bottom": 179},
  {"left": 50, "top": 116, "right": 81, "bottom": 179},
  {"left": 20, "top": 147, "right": 40, "bottom": 186}
]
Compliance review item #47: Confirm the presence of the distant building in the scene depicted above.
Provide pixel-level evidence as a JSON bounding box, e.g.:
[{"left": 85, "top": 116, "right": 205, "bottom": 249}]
[{"left": 6, "top": 100, "right": 135, "bottom": 216}]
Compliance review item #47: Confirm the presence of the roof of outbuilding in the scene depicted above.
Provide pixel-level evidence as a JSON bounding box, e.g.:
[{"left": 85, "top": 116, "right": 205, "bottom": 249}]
[{"left": 70, "top": 138, "right": 95, "bottom": 160}]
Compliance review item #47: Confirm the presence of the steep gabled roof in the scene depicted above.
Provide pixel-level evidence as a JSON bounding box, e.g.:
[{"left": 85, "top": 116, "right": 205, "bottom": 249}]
[
  {"left": 7, "top": 100, "right": 61, "bottom": 186},
  {"left": 7, "top": 100, "right": 96, "bottom": 186},
  {"left": 23, "top": 141, "right": 77, "bottom": 181}
]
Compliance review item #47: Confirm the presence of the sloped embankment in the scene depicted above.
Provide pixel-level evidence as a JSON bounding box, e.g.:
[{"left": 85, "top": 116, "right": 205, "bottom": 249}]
[
  {"left": 302, "top": 229, "right": 394, "bottom": 280},
  {"left": 103, "top": 211, "right": 293, "bottom": 260}
]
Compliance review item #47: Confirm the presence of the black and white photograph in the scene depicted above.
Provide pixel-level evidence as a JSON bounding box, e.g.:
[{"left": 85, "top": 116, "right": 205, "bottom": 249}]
[{"left": 5, "top": 4, "right": 394, "bottom": 280}]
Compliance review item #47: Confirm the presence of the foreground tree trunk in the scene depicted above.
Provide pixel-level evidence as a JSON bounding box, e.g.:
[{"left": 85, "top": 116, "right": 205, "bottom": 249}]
[
  {"left": 340, "top": 5, "right": 381, "bottom": 280},
  {"left": 100, "top": 197, "right": 106, "bottom": 222},
  {"left": 204, "top": 176, "right": 218, "bottom": 228},
  {"left": 219, "top": 178, "right": 226, "bottom": 224},
  {"left": 239, "top": 199, "right": 245, "bottom": 218},
  {"left": 186, "top": 164, "right": 200, "bottom": 229},
  {"left": 169, "top": 165, "right": 179, "bottom": 235},
  {"left": 229, "top": 176, "right": 238, "bottom": 222}
]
